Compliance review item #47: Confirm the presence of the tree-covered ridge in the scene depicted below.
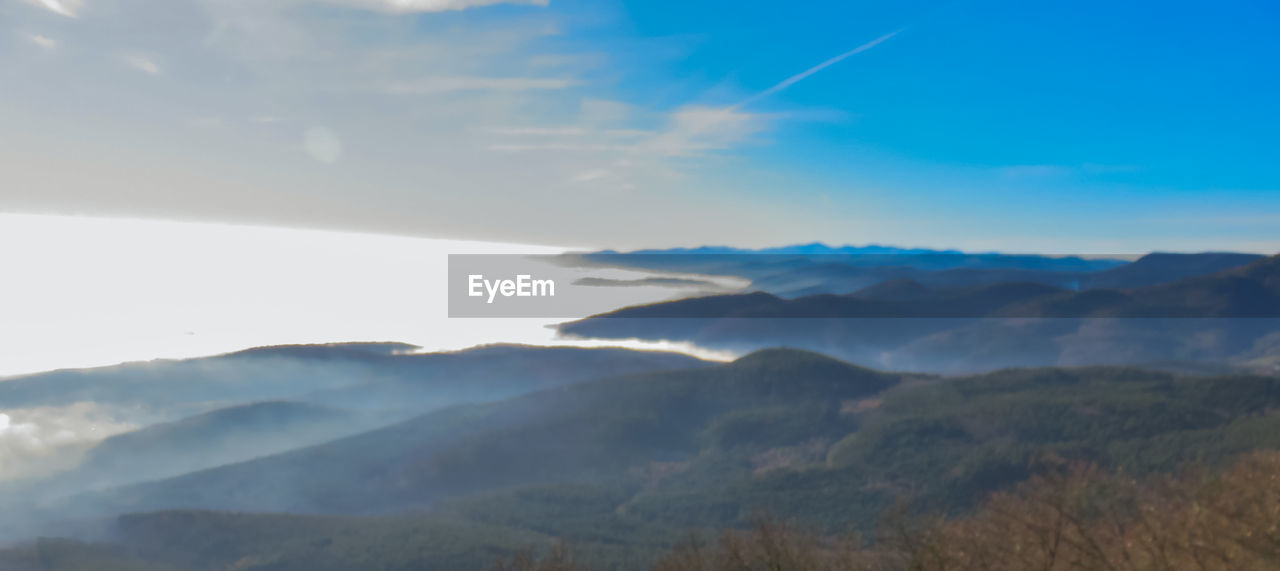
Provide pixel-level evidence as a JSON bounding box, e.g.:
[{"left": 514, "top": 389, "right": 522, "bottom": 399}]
[
  {"left": 10, "top": 349, "right": 1280, "bottom": 569},
  {"left": 650, "top": 450, "right": 1280, "bottom": 571},
  {"left": 63, "top": 349, "right": 905, "bottom": 516}
]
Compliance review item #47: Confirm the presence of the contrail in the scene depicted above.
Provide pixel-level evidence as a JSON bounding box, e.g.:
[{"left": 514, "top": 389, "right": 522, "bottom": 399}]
[
  {"left": 738, "top": 29, "right": 903, "bottom": 108},
  {"left": 609, "top": 27, "right": 904, "bottom": 160}
]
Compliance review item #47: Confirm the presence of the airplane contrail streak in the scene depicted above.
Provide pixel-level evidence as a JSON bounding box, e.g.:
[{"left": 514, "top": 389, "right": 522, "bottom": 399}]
[{"left": 738, "top": 29, "right": 903, "bottom": 108}]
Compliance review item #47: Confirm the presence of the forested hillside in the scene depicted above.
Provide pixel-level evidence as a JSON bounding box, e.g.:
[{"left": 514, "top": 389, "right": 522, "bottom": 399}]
[{"left": 8, "top": 349, "right": 1280, "bottom": 570}]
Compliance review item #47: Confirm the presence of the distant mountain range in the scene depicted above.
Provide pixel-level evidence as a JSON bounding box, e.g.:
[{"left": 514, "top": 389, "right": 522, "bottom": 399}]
[
  {"left": 605, "top": 243, "right": 968, "bottom": 256},
  {"left": 564, "top": 254, "right": 1280, "bottom": 319},
  {"left": 560, "top": 254, "right": 1280, "bottom": 372},
  {"left": 574, "top": 246, "right": 1261, "bottom": 298},
  {"left": 1083, "top": 252, "right": 1265, "bottom": 289}
]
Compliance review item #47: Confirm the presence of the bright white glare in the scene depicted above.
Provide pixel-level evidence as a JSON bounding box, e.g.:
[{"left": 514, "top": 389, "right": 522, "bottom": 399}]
[
  {"left": 24, "top": 0, "right": 79, "bottom": 17},
  {"left": 0, "top": 214, "right": 734, "bottom": 378}
]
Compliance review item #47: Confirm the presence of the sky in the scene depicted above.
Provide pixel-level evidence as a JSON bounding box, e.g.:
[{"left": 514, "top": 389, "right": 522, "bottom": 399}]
[
  {"left": 0, "top": 0, "right": 1277, "bottom": 479},
  {"left": 1, "top": 0, "right": 1277, "bottom": 252}
]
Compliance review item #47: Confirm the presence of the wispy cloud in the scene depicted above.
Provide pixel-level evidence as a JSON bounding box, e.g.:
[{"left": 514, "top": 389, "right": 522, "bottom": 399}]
[
  {"left": 321, "top": 0, "right": 550, "bottom": 13},
  {"left": 572, "top": 168, "right": 611, "bottom": 182},
  {"left": 489, "top": 126, "right": 651, "bottom": 138},
  {"left": 21, "top": 0, "right": 80, "bottom": 17},
  {"left": 481, "top": 27, "right": 902, "bottom": 169},
  {"left": 491, "top": 126, "right": 591, "bottom": 136},
  {"left": 383, "top": 76, "right": 576, "bottom": 94},
  {"left": 639, "top": 105, "right": 772, "bottom": 157},
  {"left": 27, "top": 33, "right": 58, "bottom": 49},
  {"left": 999, "top": 163, "right": 1142, "bottom": 179},
  {"left": 304, "top": 127, "right": 344, "bottom": 163},
  {"left": 503, "top": 28, "right": 901, "bottom": 187},
  {"left": 488, "top": 106, "right": 771, "bottom": 157},
  {"left": 488, "top": 143, "right": 628, "bottom": 152},
  {"left": 125, "top": 55, "right": 162, "bottom": 75}
]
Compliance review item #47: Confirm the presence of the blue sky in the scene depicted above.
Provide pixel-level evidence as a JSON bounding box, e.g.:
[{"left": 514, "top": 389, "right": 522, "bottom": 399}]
[
  {"left": 3, "top": 0, "right": 1278, "bottom": 252},
  {"left": 608, "top": 0, "right": 1278, "bottom": 177}
]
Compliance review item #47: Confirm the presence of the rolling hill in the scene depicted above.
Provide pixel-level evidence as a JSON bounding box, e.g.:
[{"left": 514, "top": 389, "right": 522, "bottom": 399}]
[
  {"left": 297, "top": 344, "right": 711, "bottom": 411},
  {"left": 64, "top": 349, "right": 905, "bottom": 517},
  {"left": 33, "top": 402, "right": 378, "bottom": 495},
  {"left": 0, "top": 343, "right": 708, "bottom": 414},
  {"left": 0, "top": 342, "right": 420, "bottom": 414},
  {"left": 11, "top": 349, "right": 1280, "bottom": 570}
]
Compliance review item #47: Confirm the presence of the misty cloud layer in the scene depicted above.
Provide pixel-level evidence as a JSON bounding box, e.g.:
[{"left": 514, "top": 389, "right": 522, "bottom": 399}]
[{"left": 0, "top": 402, "right": 136, "bottom": 482}]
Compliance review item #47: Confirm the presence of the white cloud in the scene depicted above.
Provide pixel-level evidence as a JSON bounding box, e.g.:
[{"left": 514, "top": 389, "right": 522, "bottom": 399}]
[
  {"left": 579, "top": 98, "right": 634, "bottom": 125},
  {"left": 304, "top": 126, "right": 343, "bottom": 163},
  {"left": 483, "top": 101, "right": 775, "bottom": 194},
  {"left": 489, "top": 104, "right": 770, "bottom": 155},
  {"left": 21, "top": 0, "right": 80, "bottom": 17},
  {"left": 27, "top": 33, "right": 58, "bottom": 49},
  {"left": 491, "top": 126, "right": 590, "bottom": 136},
  {"left": 643, "top": 105, "right": 771, "bottom": 157},
  {"left": 484, "top": 101, "right": 774, "bottom": 192},
  {"left": 125, "top": 54, "right": 161, "bottom": 75},
  {"left": 320, "top": 0, "right": 549, "bottom": 13},
  {"left": 484, "top": 29, "right": 898, "bottom": 188},
  {"left": 189, "top": 117, "right": 224, "bottom": 129},
  {"left": 383, "top": 76, "right": 576, "bottom": 94},
  {"left": 487, "top": 143, "right": 626, "bottom": 152},
  {"left": 572, "top": 168, "right": 610, "bottom": 182},
  {"left": 491, "top": 126, "right": 651, "bottom": 139}
]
